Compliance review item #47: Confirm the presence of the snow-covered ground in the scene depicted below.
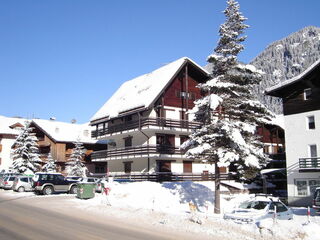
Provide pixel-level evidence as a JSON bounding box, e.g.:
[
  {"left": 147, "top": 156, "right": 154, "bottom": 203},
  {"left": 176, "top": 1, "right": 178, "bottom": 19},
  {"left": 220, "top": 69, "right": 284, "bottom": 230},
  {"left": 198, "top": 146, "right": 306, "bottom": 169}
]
[{"left": 2, "top": 181, "right": 320, "bottom": 240}]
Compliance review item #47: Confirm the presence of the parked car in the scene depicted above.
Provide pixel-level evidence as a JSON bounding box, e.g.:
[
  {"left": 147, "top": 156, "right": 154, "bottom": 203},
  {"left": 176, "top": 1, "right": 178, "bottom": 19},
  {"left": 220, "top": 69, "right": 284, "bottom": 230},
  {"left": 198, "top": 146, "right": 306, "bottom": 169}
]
[
  {"left": 224, "top": 194, "right": 293, "bottom": 223},
  {"left": 12, "top": 176, "right": 34, "bottom": 192},
  {"left": 3, "top": 176, "right": 17, "bottom": 190},
  {"left": 32, "top": 172, "right": 78, "bottom": 195},
  {"left": 0, "top": 173, "right": 20, "bottom": 188},
  {"left": 80, "top": 177, "right": 101, "bottom": 192},
  {"left": 312, "top": 187, "right": 320, "bottom": 212}
]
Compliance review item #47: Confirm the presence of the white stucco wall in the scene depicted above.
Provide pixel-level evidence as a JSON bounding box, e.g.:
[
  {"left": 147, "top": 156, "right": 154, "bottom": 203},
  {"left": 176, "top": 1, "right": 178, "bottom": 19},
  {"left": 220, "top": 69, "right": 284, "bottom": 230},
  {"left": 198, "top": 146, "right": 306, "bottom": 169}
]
[
  {"left": 0, "top": 138, "right": 15, "bottom": 171},
  {"left": 285, "top": 110, "right": 320, "bottom": 206}
]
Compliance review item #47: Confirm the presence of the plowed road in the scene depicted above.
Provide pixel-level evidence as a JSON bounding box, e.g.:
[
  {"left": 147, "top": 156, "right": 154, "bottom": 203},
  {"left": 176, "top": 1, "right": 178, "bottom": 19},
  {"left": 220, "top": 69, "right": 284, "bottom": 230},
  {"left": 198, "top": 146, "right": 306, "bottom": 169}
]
[{"left": 0, "top": 192, "right": 204, "bottom": 240}]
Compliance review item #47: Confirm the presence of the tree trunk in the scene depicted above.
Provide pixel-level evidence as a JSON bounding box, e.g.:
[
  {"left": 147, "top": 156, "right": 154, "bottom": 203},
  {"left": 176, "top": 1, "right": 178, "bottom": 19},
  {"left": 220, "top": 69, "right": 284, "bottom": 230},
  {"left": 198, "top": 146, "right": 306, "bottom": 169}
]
[{"left": 214, "top": 162, "right": 221, "bottom": 214}]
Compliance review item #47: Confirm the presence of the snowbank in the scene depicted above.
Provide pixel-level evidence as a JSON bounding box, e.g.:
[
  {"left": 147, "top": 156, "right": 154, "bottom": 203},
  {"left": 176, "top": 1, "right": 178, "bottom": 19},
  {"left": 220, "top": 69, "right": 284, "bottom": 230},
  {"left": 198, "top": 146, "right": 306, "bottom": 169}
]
[{"left": 2, "top": 181, "right": 320, "bottom": 240}]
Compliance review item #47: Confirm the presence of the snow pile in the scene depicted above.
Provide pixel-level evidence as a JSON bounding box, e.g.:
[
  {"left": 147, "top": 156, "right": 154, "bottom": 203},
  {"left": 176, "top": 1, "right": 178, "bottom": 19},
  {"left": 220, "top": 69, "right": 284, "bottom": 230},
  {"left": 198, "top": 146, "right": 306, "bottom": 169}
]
[{"left": 69, "top": 181, "right": 320, "bottom": 240}]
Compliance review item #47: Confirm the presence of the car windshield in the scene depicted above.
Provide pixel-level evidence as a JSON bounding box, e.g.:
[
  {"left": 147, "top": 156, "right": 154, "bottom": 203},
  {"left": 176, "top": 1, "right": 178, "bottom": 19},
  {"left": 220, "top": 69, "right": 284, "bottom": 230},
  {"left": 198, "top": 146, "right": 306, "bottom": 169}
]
[{"left": 239, "top": 201, "right": 269, "bottom": 210}]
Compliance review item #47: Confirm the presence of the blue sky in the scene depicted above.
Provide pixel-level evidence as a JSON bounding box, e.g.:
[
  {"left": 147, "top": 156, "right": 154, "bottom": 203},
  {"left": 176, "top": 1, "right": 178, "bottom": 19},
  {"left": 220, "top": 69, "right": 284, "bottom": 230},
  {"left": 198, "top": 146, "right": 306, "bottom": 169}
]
[{"left": 1, "top": 0, "right": 319, "bottom": 123}]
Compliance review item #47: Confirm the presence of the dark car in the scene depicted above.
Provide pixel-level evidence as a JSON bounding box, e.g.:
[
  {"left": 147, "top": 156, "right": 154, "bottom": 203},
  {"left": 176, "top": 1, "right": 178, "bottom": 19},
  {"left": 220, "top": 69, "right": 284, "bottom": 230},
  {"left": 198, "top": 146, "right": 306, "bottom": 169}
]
[
  {"left": 313, "top": 187, "right": 320, "bottom": 212},
  {"left": 32, "top": 172, "right": 78, "bottom": 195}
]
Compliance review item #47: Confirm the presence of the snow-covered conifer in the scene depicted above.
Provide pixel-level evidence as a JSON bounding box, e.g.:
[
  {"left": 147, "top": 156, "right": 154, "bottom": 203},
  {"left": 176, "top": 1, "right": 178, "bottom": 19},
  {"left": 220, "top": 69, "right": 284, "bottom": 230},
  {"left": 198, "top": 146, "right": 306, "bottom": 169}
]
[
  {"left": 185, "top": 0, "right": 273, "bottom": 180},
  {"left": 42, "top": 153, "right": 57, "bottom": 173},
  {"left": 66, "top": 140, "right": 87, "bottom": 177},
  {"left": 12, "top": 121, "right": 42, "bottom": 174}
]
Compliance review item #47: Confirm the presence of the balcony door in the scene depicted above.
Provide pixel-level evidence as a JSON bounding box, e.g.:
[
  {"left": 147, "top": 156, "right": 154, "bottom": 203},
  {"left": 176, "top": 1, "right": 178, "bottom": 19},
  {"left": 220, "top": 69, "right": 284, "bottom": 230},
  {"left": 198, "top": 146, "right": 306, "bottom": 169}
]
[
  {"left": 309, "top": 144, "right": 318, "bottom": 167},
  {"left": 183, "top": 161, "right": 192, "bottom": 173},
  {"left": 156, "top": 134, "right": 175, "bottom": 154},
  {"left": 157, "top": 161, "right": 171, "bottom": 172}
]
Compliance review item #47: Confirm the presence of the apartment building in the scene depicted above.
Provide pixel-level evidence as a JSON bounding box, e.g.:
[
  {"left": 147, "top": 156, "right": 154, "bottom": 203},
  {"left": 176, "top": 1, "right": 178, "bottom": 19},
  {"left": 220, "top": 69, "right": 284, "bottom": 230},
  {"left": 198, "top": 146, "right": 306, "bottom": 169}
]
[
  {"left": 266, "top": 59, "right": 320, "bottom": 206},
  {"left": 0, "top": 116, "right": 25, "bottom": 172},
  {"left": 90, "top": 57, "right": 217, "bottom": 175}
]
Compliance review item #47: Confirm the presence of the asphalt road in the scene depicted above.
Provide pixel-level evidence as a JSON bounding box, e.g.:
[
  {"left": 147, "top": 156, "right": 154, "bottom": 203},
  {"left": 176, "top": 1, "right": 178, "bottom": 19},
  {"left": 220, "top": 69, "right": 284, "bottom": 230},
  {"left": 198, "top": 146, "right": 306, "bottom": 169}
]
[{"left": 0, "top": 194, "right": 182, "bottom": 240}]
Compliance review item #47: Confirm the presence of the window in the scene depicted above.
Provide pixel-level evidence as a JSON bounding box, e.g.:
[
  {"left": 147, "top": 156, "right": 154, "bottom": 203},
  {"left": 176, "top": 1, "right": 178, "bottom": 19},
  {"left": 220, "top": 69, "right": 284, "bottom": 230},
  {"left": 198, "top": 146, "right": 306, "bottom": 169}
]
[
  {"left": 124, "top": 136, "right": 132, "bottom": 148},
  {"left": 124, "top": 162, "right": 132, "bottom": 173},
  {"left": 176, "top": 91, "right": 195, "bottom": 100},
  {"left": 95, "top": 164, "right": 106, "bottom": 173},
  {"left": 269, "top": 202, "right": 288, "bottom": 212},
  {"left": 124, "top": 115, "right": 132, "bottom": 122},
  {"left": 295, "top": 179, "right": 320, "bottom": 196},
  {"left": 307, "top": 116, "right": 315, "bottom": 129},
  {"left": 296, "top": 180, "right": 308, "bottom": 196},
  {"left": 180, "top": 135, "right": 189, "bottom": 145},
  {"left": 21, "top": 178, "right": 28, "bottom": 183},
  {"left": 309, "top": 180, "right": 320, "bottom": 195},
  {"left": 309, "top": 145, "right": 317, "bottom": 158},
  {"left": 304, "top": 88, "right": 312, "bottom": 100}
]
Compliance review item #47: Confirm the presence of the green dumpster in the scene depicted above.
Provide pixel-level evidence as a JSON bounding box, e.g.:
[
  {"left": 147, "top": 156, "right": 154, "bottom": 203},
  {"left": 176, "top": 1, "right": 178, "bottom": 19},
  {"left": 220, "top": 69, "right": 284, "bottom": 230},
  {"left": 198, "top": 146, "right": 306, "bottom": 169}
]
[{"left": 77, "top": 183, "right": 96, "bottom": 199}]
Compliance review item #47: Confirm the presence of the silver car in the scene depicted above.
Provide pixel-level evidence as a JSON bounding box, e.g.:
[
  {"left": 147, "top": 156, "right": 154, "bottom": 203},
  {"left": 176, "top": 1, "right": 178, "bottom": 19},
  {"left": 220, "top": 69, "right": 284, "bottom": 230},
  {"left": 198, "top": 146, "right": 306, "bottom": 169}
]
[
  {"left": 224, "top": 194, "right": 293, "bottom": 223},
  {"left": 3, "top": 176, "right": 17, "bottom": 190},
  {"left": 12, "top": 176, "right": 34, "bottom": 192}
]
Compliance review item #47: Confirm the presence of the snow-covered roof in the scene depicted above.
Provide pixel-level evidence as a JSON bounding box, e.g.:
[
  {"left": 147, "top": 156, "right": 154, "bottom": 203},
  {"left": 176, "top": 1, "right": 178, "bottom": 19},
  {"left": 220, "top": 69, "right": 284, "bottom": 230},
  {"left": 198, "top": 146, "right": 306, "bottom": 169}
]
[
  {"left": 31, "top": 119, "right": 97, "bottom": 144},
  {"left": 260, "top": 168, "right": 286, "bottom": 175},
  {"left": 91, "top": 57, "right": 209, "bottom": 122},
  {"left": 266, "top": 58, "right": 320, "bottom": 94},
  {"left": 0, "top": 116, "right": 26, "bottom": 135},
  {"left": 266, "top": 115, "right": 285, "bottom": 129}
]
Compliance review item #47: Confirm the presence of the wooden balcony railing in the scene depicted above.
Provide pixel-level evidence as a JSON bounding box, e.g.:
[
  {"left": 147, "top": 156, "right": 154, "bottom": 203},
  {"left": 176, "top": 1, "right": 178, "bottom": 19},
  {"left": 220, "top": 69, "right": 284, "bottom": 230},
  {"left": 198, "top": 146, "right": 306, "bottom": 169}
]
[
  {"left": 91, "top": 144, "right": 183, "bottom": 160},
  {"left": 91, "top": 117, "right": 201, "bottom": 138},
  {"left": 299, "top": 157, "right": 320, "bottom": 169}
]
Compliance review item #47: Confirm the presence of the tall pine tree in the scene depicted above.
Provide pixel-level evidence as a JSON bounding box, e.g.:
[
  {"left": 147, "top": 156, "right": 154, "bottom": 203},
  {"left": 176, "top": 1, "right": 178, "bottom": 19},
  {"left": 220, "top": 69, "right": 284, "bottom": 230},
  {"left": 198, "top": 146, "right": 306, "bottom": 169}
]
[
  {"left": 184, "top": 0, "right": 272, "bottom": 213},
  {"left": 12, "top": 121, "right": 42, "bottom": 174},
  {"left": 66, "top": 140, "right": 87, "bottom": 177}
]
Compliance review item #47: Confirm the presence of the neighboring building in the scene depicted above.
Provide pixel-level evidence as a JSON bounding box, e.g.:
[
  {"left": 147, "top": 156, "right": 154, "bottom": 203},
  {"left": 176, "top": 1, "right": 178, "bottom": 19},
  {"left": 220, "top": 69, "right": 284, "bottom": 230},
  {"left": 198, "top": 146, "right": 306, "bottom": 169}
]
[
  {"left": 90, "top": 57, "right": 217, "bottom": 175},
  {"left": 30, "top": 119, "right": 107, "bottom": 175},
  {"left": 257, "top": 118, "right": 287, "bottom": 196},
  {"left": 0, "top": 116, "right": 26, "bottom": 172},
  {"left": 266, "top": 59, "right": 320, "bottom": 206}
]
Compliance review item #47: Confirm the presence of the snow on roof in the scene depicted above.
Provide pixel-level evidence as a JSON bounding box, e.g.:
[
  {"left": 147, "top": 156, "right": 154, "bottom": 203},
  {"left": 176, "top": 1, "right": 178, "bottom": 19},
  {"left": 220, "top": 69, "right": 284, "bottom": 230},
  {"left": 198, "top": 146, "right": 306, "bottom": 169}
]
[
  {"left": 266, "top": 114, "right": 285, "bottom": 129},
  {"left": 32, "top": 119, "right": 97, "bottom": 144},
  {"left": 260, "top": 168, "right": 286, "bottom": 175},
  {"left": 91, "top": 57, "right": 209, "bottom": 122},
  {"left": 0, "top": 116, "right": 26, "bottom": 135},
  {"left": 266, "top": 58, "right": 320, "bottom": 94}
]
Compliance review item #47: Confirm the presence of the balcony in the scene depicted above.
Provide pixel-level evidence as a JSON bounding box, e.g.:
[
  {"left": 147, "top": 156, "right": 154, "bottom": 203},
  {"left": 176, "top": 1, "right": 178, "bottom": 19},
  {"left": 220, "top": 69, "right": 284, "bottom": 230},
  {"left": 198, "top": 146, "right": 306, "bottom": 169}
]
[
  {"left": 299, "top": 157, "right": 320, "bottom": 171},
  {"left": 91, "top": 144, "right": 183, "bottom": 161},
  {"left": 91, "top": 117, "right": 201, "bottom": 138}
]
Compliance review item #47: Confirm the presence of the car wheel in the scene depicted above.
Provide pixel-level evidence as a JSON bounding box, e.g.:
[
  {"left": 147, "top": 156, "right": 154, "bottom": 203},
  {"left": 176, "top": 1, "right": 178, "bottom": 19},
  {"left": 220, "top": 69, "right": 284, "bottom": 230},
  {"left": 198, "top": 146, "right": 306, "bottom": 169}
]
[
  {"left": 18, "top": 187, "right": 25, "bottom": 192},
  {"left": 69, "top": 185, "right": 77, "bottom": 194},
  {"left": 43, "top": 186, "right": 54, "bottom": 195}
]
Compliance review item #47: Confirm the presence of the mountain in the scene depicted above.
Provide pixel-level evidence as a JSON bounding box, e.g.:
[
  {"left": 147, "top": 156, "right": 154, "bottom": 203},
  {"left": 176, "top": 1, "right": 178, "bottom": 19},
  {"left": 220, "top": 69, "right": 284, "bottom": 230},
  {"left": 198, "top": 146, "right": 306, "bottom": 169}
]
[
  {"left": 205, "top": 26, "right": 320, "bottom": 114},
  {"left": 250, "top": 26, "right": 320, "bottom": 113}
]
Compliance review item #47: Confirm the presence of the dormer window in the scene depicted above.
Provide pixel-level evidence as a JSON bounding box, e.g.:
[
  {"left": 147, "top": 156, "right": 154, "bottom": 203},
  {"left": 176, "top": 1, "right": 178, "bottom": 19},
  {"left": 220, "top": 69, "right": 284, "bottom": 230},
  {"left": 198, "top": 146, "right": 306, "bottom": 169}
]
[{"left": 304, "top": 88, "right": 312, "bottom": 100}]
